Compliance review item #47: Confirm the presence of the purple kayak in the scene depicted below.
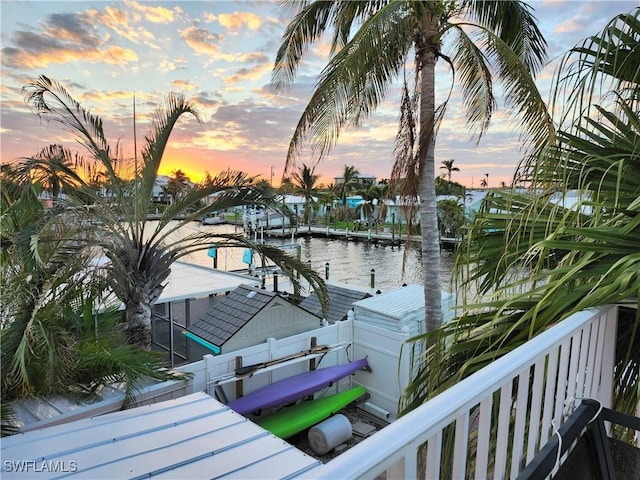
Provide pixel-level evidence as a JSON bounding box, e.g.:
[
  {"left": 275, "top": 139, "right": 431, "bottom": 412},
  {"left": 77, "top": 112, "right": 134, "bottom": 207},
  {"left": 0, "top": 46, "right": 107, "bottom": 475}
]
[{"left": 227, "top": 357, "right": 369, "bottom": 415}]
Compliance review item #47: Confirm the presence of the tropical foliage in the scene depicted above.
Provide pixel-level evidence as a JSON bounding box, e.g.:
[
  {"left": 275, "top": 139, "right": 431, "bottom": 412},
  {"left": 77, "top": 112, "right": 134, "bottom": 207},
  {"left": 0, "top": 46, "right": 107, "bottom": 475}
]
[
  {"left": 440, "top": 159, "right": 459, "bottom": 183},
  {"left": 435, "top": 176, "right": 465, "bottom": 197},
  {"left": 18, "top": 75, "right": 327, "bottom": 350},
  {"left": 273, "top": 0, "right": 552, "bottom": 332},
  {"left": 356, "top": 184, "right": 388, "bottom": 228},
  {"left": 436, "top": 198, "right": 465, "bottom": 238},
  {"left": 401, "top": 9, "right": 640, "bottom": 426},
  {"left": 291, "top": 163, "right": 320, "bottom": 225},
  {"left": 0, "top": 167, "right": 177, "bottom": 406},
  {"left": 335, "top": 165, "right": 360, "bottom": 220}
]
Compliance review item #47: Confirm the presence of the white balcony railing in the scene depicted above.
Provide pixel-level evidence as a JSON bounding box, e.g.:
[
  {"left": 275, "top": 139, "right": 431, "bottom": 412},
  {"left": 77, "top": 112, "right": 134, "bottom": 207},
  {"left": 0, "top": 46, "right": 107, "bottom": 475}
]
[{"left": 302, "top": 304, "right": 619, "bottom": 479}]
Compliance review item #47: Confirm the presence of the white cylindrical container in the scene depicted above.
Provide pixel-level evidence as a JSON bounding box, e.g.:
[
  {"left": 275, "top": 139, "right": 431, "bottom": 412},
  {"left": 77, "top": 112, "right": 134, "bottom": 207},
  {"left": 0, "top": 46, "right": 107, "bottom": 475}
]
[{"left": 308, "top": 414, "right": 352, "bottom": 455}]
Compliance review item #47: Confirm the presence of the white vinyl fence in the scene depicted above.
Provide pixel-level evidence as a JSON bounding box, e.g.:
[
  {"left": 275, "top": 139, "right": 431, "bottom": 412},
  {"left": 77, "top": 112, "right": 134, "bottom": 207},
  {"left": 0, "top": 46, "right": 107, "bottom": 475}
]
[
  {"left": 302, "top": 304, "right": 620, "bottom": 479},
  {"left": 175, "top": 317, "right": 409, "bottom": 417}
]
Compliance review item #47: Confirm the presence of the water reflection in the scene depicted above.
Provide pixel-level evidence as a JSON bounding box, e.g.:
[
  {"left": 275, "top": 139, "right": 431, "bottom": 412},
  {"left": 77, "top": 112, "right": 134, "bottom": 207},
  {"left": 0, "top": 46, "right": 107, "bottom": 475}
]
[{"left": 181, "top": 223, "right": 455, "bottom": 293}]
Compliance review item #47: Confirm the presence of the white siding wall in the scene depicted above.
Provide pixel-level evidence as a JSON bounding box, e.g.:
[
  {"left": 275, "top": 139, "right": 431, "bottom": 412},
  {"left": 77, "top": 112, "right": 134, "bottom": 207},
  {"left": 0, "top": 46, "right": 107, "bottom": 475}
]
[{"left": 223, "top": 300, "right": 320, "bottom": 352}]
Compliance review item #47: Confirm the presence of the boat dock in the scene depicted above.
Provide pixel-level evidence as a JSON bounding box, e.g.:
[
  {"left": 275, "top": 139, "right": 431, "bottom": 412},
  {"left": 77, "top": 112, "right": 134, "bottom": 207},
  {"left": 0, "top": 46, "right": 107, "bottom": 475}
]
[{"left": 247, "top": 225, "right": 460, "bottom": 248}]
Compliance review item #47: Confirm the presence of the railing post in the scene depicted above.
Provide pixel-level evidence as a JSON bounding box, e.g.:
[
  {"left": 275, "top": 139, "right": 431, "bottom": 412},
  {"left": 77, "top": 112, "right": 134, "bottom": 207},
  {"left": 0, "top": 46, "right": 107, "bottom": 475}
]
[
  {"left": 168, "top": 302, "right": 175, "bottom": 368},
  {"left": 599, "top": 306, "right": 618, "bottom": 409}
]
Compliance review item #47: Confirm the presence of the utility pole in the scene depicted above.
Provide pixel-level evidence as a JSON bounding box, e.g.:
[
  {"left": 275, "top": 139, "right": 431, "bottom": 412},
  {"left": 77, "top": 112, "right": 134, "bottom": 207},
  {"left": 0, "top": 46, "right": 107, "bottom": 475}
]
[{"left": 270, "top": 165, "right": 275, "bottom": 186}]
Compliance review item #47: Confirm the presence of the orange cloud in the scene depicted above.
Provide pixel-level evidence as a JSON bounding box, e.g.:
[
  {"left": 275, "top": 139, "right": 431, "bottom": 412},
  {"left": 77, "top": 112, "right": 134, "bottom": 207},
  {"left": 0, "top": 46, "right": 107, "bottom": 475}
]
[
  {"left": 87, "top": 6, "right": 157, "bottom": 48},
  {"left": 215, "top": 11, "right": 263, "bottom": 32},
  {"left": 191, "top": 129, "right": 248, "bottom": 152},
  {"left": 102, "top": 45, "right": 140, "bottom": 65},
  {"left": 224, "top": 63, "right": 272, "bottom": 85},
  {"left": 2, "top": 44, "right": 138, "bottom": 69},
  {"left": 172, "top": 79, "right": 197, "bottom": 91},
  {"left": 180, "top": 26, "right": 234, "bottom": 61},
  {"left": 125, "top": 0, "right": 180, "bottom": 24}
]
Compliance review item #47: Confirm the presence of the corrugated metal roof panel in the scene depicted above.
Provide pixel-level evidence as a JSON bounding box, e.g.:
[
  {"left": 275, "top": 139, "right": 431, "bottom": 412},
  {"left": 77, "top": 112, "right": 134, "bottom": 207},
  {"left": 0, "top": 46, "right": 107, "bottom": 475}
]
[
  {"left": 157, "top": 262, "right": 260, "bottom": 303},
  {"left": 352, "top": 285, "right": 425, "bottom": 319},
  {"left": 1, "top": 392, "right": 320, "bottom": 479}
]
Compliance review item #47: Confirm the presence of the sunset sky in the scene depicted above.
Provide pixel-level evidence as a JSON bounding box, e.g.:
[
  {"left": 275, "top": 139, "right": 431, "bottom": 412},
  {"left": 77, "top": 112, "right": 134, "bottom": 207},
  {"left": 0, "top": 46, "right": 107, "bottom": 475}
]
[{"left": 1, "top": 1, "right": 635, "bottom": 188}]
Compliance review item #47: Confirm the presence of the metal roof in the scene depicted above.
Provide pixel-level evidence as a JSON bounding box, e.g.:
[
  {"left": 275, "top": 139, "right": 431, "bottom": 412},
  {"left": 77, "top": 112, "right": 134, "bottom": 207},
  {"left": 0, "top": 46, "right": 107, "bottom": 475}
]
[
  {"left": 1, "top": 392, "right": 321, "bottom": 479},
  {"left": 352, "top": 284, "right": 426, "bottom": 319},
  {"left": 8, "top": 383, "right": 126, "bottom": 433},
  {"left": 157, "top": 262, "right": 260, "bottom": 303}
]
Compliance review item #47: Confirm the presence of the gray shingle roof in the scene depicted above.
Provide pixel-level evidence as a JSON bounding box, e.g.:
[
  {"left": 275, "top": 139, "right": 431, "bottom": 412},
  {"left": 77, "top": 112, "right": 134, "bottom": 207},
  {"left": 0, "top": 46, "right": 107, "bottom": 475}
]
[
  {"left": 187, "top": 284, "right": 277, "bottom": 346},
  {"left": 298, "top": 284, "right": 371, "bottom": 324}
]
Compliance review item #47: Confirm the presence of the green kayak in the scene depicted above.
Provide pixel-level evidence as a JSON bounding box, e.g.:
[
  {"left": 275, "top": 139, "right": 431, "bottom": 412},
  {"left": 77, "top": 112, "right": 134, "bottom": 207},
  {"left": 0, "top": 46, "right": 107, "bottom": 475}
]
[{"left": 254, "top": 386, "right": 366, "bottom": 439}]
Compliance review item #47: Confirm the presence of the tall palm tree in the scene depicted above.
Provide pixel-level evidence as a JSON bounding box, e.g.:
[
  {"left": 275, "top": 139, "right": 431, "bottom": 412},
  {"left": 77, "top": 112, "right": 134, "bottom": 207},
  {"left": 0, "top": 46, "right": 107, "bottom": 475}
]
[
  {"left": 336, "top": 164, "right": 360, "bottom": 220},
  {"left": 401, "top": 9, "right": 640, "bottom": 420},
  {"left": 164, "top": 169, "right": 191, "bottom": 204},
  {"left": 356, "top": 184, "right": 388, "bottom": 229},
  {"left": 273, "top": 1, "right": 552, "bottom": 332},
  {"left": 440, "top": 159, "right": 459, "bottom": 183},
  {"left": 291, "top": 163, "right": 320, "bottom": 226},
  {"left": 480, "top": 172, "right": 489, "bottom": 188},
  {"left": 22, "top": 76, "right": 326, "bottom": 348}
]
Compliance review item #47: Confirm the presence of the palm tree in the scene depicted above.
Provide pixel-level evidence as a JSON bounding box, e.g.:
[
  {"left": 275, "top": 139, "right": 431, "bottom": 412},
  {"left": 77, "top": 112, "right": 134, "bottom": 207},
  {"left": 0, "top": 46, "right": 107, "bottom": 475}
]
[
  {"left": 164, "top": 169, "right": 191, "bottom": 204},
  {"left": 336, "top": 165, "right": 360, "bottom": 220},
  {"left": 480, "top": 172, "right": 489, "bottom": 188},
  {"left": 292, "top": 163, "right": 320, "bottom": 227},
  {"left": 21, "top": 144, "right": 83, "bottom": 203},
  {"left": 22, "top": 76, "right": 326, "bottom": 348},
  {"left": 436, "top": 198, "right": 464, "bottom": 238},
  {"left": 401, "top": 9, "right": 640, "bottom": 422},
  {"left": 0, "top": 166, "right": 176, "bottom": 403},
  {"left": 356, "top": 184, "right": 388, "bottom": 229},
  {"left": 273, "top": 1, "right": 552, "bottom": 332},
  {"left": 317, "top": 189, "right": 335, "bottom": 226},
  {"left": 440, "top": 159, "right": 459, "bottom": 183}
]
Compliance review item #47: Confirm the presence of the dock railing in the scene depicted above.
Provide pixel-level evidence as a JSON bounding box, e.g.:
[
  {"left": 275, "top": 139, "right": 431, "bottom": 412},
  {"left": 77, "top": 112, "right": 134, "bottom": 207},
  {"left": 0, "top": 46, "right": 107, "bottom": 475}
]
[{"left": 304, "top": 304, "right": 619, "bottom": 479}]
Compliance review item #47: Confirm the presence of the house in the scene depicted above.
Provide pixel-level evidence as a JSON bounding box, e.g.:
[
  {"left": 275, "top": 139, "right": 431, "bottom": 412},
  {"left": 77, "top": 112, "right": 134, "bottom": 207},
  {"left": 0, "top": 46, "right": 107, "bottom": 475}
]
[
  {"left": 3, "top": 303, "right": 636, "bottom": 478},
  {"left": 334, "top": 173, "right": 377, "bottom": 188},
  {"left": 282, "top": 194, "right": 328, "bottom": 222},
  {"left": 185, "top": 284, "right": 321, "bottom": 359},
  {"left": 151, "top": 175, "right": 169, "bottom": 202}
]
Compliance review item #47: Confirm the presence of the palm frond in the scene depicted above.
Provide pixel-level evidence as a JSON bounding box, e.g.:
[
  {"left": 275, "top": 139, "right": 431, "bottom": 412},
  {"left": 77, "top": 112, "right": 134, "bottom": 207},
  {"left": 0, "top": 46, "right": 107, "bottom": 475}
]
[
  {"left": 473, "top": 25, "right": 555, "bottom": 151},
  {"left": 23, "top": 76, "right": 115, "bottom": 172},
  {"left": 272, "top": 1, "right": 341, "bottom": 91},
  {"left": 282, "top": 2, "right": 411, "bottom": 171},
  {"left": 403, "top": 8, "right": 640, "bottom": 422},
  {"left": 466, "top": 0, "right": 547, "bottom": 75},
  {"left": 138, "top": 93, "right": 201, "bottom": 217},
  {"left": 448, "top": 25, "right": 495, "bottom": 139}
]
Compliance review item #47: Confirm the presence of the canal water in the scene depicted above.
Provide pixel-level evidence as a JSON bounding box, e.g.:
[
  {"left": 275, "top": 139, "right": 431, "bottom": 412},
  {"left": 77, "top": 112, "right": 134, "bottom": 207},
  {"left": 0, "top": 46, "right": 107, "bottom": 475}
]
[{"left": 179, "top": 223, "right": 456, "bottom": 293}]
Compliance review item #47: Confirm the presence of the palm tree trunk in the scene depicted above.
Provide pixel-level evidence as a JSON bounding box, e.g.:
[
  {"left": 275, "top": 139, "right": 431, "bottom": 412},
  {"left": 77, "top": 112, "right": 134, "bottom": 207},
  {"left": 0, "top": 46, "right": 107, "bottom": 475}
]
[
  {"left": 124, "top": 289, "right": 157, "bottom": 348},
  {"left": 417, "top": 13, "right": 442, "bottom": 332}
]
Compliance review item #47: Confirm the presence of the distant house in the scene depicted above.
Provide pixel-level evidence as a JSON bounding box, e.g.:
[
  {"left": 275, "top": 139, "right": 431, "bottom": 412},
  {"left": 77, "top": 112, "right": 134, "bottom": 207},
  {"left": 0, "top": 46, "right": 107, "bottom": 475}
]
[
  {"left": 152, "top": 175, "right": 170, "bottom": 202},
  {"left": 334, "top": 173, "right": 376, "bottom": 188},
  {"left": 369, "top": 195, "right": 419, "bottom": 226},
  {"left": 282, "top": 194, "right": 327, "bottom": 220},
  {"left": 185, "top": 284, "right": 321, "bottom": 360},
  {"left": 298, "top": 284, "right": 372, "bottom": 324}
]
